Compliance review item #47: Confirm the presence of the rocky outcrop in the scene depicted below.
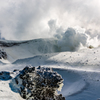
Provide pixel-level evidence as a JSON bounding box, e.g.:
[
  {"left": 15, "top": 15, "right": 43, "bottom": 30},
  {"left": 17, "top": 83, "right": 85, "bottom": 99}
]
[
  {"left": 11, "top": 66, "right": 65, "bottom": 100},
  {"left": 0, "top": 71, "right": 12, "bottom": 80},
  {"left": 0, "top": 49, "right": 7, "bottom": 59},
  {"left": 0, "top": 40, "right": 28, "bottom": 47}
]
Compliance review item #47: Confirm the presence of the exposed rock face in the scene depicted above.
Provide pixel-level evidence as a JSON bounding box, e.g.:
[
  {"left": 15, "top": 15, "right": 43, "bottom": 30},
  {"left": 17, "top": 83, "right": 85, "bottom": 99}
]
[
  {"left": 0, "top": 40, "right": 28, "bottom": 47},
  {"left": 11, "top": 66, "right": 65, "bottom": 100},
  {"left": 0, "top": 49, "right": 7, "bottom": 59}
]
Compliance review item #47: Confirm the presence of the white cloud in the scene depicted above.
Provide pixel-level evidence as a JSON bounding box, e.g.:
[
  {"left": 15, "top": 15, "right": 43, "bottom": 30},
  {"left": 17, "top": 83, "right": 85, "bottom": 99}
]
[{"left": 0, "top": 0, "right": 100, "bottom": 40}]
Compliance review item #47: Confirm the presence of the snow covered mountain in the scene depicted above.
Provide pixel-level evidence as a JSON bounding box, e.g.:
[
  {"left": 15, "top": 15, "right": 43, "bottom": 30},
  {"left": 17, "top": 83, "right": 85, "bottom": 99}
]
[
  {"left": 0, "top": 39, "right": 59, "bottom": 63},
  {"left": 0, "top": 39, "right": 100, "bottom": 100}
]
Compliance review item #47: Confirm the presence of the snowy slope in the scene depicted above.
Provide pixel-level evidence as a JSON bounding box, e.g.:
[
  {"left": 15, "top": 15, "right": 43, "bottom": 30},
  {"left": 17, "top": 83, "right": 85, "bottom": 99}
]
[
  {"left": 0, "top": 39, "right": 100, "bottom": 100},
  {"left": 0, "top": 39, "right": 59, "bottom": 63},
  {"left": 0, "top": 81, "right": 24, "bottom": 100},
  {"left": 13, "top": 47, "right": 100, "bottom": 72}
]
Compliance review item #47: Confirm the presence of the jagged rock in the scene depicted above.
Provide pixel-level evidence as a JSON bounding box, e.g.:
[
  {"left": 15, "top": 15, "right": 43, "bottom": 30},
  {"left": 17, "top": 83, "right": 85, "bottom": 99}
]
[
  {"left": 11, "top": 66, "right": 65, "bottom": 100},
  {"left": 0, "top": 49, "right": 7, "bottom": 59}
]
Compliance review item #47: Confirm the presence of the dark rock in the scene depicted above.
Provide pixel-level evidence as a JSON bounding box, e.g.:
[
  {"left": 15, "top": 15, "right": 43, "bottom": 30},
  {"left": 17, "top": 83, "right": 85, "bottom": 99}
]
[
  {"left": 11, "top": 66, "right": 65, "bottom": 100},
  {"left": 0, "top": 49, "right": 7, "bottom": 59},
  {"left": 0, "top": 71, "right": 12, "bottom": 80}
]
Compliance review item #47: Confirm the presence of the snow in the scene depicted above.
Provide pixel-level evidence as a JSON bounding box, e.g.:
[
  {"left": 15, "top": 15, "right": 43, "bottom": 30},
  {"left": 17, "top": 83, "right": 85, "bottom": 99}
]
[
  {"left": 0, "top": 39, "right": 58, "bottom": 63},
  {"left": 0, "top": 81, "right": 24, "bottom": 100},
  {"left": 0, "top": 39, "right": 100, "bottom": 100}
]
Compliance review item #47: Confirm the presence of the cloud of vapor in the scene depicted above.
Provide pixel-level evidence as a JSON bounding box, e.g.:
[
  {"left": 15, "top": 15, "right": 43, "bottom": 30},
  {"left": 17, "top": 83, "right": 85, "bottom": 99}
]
[
  {"left": 0, "top": 0, "right": 100, "bottom": 40},
  {"left": 56, "top": 26, "right": 100, "bottom": 51},
  {"left": 57, "top": 27, "right": 88, "bottom": 51}
]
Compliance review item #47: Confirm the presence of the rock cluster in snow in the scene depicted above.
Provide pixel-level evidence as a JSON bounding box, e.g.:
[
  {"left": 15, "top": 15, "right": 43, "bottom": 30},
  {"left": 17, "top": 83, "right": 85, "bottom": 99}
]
[
  {"left": 12, "top": 66, "right": 65, "bottom": 100},
  {"left": 0, "top": 49, "right": 7, "bottom": 59},
  {"left": 0, "top": 71, "right": 12, "bottom": 80}
]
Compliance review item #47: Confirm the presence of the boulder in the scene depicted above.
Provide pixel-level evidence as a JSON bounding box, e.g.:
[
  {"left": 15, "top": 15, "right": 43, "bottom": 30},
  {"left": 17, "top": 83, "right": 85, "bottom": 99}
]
[{"left": 11, "top": 66, "right": 65, "bottom": 100}]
